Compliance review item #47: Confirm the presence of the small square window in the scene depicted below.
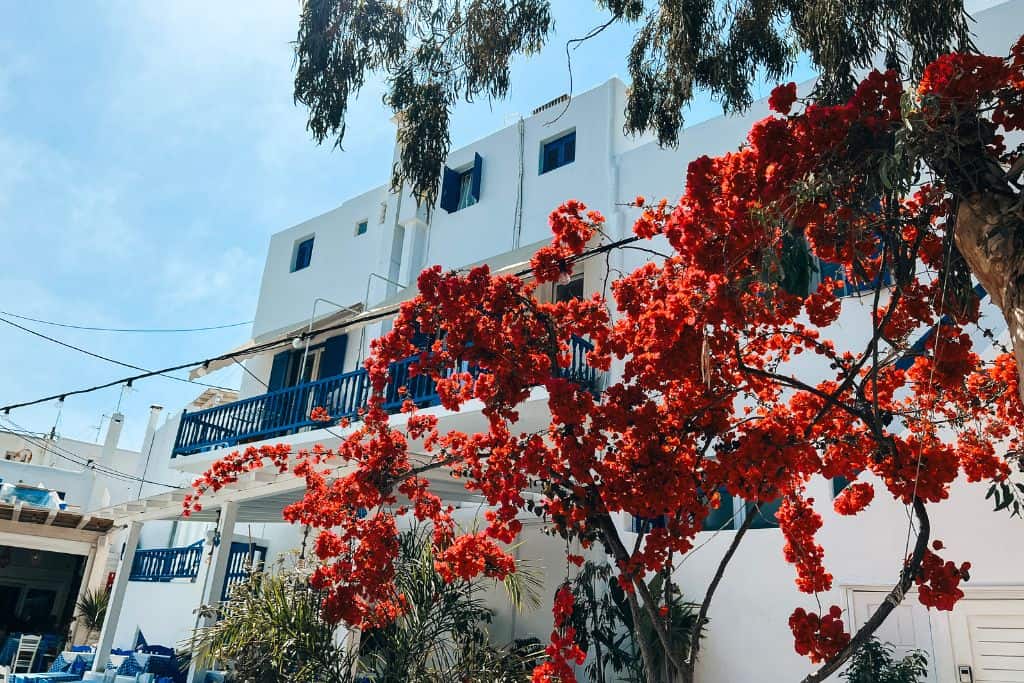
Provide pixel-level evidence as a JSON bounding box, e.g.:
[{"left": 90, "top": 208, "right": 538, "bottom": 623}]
[
  {"left": 456, "top": 169, "right": 477, "bottom": 211},
  {"left": 554, "top": 274, "right": 584, "bottom": 303},
  {"left": 355, "top": 220, "right": 368, "bottom": 236},
  {"left": 540, "top": 131, "right": 576, "bottom": 174},
  {"left": 291, "top": 236, "right": 314, "bottom": 272},
  {"left": 745, "top": 499, "right": 781, "bottom": 529}
]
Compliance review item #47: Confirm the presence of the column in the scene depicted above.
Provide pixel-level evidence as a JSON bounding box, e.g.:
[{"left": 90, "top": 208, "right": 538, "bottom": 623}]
[
  {"left": 188, "top": 501, "right": 238, "bottom": 682},
  {"left": 92, "top": 520, "right": 142, "bottom": 672}
]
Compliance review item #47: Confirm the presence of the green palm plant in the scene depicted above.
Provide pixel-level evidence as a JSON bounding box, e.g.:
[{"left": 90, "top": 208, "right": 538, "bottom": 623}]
[
  {"left": 188, "top": 525, "right": 543, "bottom": 683},
  {"left": 75, "top": 587, "right": 110, "bottom": 642},
  {"left": 568, "top": 561, "right": 701, "bottom": 683},
  {"left": 357, "top": 525, "right": 543, "bottom": 682},
  {"left": 188, "top": 569, "right": 350, "bottom": 683}
]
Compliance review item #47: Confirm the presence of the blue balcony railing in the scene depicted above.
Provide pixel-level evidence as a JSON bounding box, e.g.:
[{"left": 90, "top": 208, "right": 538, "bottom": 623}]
[
  {"left": 129, "top": 541, "right": 204, "bottom": 582},
  {"left": 222, "top": 541, "right": 268, "bottom": 600},
  {"left": 173, "top": 336, "right": 600, "bottom": 457}
]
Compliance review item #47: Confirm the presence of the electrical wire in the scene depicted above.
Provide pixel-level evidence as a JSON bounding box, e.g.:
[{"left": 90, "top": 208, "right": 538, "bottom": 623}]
[
  {"left": 0, "top": 310, "right": 252, "bottom": 333},
  {"left": 2, "top": 417, "right": 183, "bottom": 488},
  {"left": 0, "top": 315, "right": 236, "bottom": 392},
  {"left": 0, "top": 417, "right": 185, "bottom": 489},
  {"left": 0, "top": 233, "right": 645, "bottom": 415}
]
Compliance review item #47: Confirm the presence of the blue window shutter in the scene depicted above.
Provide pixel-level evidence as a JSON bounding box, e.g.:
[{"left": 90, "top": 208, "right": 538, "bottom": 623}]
[
  {"left": 470, "top": 153, "right": 483, "bottom": 203},
  {"left": 268, "top": 351, "right": 291, "bottom": 391},
  {"left": 439, "top": 166, "right": 460, "bottom": 213},
  {"left": 319, "top": 335, "right": 348, "bottom": 379},
  {"left": 817, "top": 260, "right": 847, "bottom": 297},
  {"left": 562, "top": 131, "right": 576, "bottom": 165}
]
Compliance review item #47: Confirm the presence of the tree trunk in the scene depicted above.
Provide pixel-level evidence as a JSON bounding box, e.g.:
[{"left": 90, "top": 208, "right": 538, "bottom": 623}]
[
  {"left": 801, "top": 498, "right": 931, "bottom": 683},
  {"left": 953, "top": 191, "right": 1024, "bottom": 400}
]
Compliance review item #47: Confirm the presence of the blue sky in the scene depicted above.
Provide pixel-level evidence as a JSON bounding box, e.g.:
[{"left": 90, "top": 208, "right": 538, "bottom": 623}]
[{"left": 0, "top": 2, "right": 805, "bottom": 451}]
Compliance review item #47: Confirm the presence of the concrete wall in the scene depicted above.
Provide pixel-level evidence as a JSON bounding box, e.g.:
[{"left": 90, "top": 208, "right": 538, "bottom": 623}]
[
  {"left": 0, "top": 430, "right": 140, "bottom": 511},
  {"left": 251, "top": 185, "right": 392, "bottom": 341}
]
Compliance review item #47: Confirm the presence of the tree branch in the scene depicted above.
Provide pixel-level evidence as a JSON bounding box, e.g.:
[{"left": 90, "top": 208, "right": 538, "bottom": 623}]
[
  {"left": 681, "top": 508, "right": 756, "bottom": 683},
  {"left": 593, "top": 510, "right": 688, "bottom": 678}
]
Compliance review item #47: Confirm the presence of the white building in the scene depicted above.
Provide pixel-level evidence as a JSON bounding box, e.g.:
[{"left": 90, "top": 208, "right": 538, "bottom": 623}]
[
  {"left": 0, "top": 413, "right": 148, "bottom": 654},
  {"left": 90, "top": 1, "right": 1024, "bottom": 681}
]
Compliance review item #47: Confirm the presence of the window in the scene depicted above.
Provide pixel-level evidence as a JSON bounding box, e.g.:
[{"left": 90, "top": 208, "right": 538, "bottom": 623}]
[
  {"left": 817, "top": 258, "right": 892, "bottom": 297},
  {"left": 631, "top": 514, "right": 667, "bottom": 534},
  {"left": 268, "top": 335, "right": 349, "bottom": 391},
  {"left": 745, "top": 499, "right": 782, "bottom": 529},
  {"left": 555, "top": 274, "right": 584, "bottom": 303},
  {"left": 355, "top": 220, "right": 368, "bottom": 236},
  {"left": 440, "top": 153, "right": 483, "bottom": 213},
  {"left": 832, "top": 475, "right": 853, "bottom": 498},
  {"left": 540, "top": 131, "right": 576, "bottom": 174},
  {"left": 291, "top": 237, "right": 314, "bottom": 272},
  {"left": 457, "top": 169, "right": 476, "bottom": 210}
]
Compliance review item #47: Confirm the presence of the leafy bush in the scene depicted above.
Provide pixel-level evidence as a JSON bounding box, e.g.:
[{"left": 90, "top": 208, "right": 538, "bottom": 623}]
[
  {"left": 357, "top": 526, "right": 542, "bottom": 682},
  {"left": 75, "top": 587, "right": 110, "bottom": 640},
  {"left": 189, "top": 526, "right": 542, "bottom": 682},
  {"left": 189, "top": 569, "right": 350, "bottom": 683},
  {"left": 840, "top": 638, "right": 929, "bottom": 683}
]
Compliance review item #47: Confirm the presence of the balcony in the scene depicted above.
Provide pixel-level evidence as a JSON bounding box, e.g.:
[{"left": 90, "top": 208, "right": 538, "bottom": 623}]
[
  {"left": 129, "top": 540, "right": 268, "bottom": 600},
  {"left": 173, "top": 336, "right": 599, "bottom": 458}
]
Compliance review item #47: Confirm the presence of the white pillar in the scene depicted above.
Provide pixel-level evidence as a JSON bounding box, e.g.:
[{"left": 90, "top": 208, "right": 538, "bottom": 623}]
[
  {"left": 188, "top": 501, "right": 238, "bottom": 682},
  {"left": 70, "top": 537, "right": 101, "bottom": 646},
  {"left": 93, "top": 520, "right": 142, "bottom": 672}
]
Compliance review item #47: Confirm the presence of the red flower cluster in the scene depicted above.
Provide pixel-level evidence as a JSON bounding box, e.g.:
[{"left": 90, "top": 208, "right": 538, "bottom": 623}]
[
  {"left": 833, "top": 482, "right": 875, "bottom": 516},
  {"left": 768, "top": 82, "right": 798, "bottom": 114},
  {"left": 778, "top": 497, "right": 832, "bottom": 593},
  {"left": 919, "top": 52, "right": 1011, "bottom": 105},
  {"left": 533, "top": 584, "right": 586, "bottom": 683},
  {"left": 916, "top": 541, "right": 971, "bottom": 611},
  {"left": 789, "top": 606, "right": 850, "bottom": 663}
]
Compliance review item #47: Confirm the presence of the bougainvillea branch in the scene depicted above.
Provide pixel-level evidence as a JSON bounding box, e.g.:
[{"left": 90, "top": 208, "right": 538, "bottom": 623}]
[{"left": 190, "top": 35, "right": 1024, "bottom": 682}]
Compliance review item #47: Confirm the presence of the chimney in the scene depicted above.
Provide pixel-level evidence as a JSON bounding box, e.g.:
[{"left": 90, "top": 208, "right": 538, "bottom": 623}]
[
  {"left": 142, "top": 406, "right": 162, "bottom": 452},
  {"left": 101, "top": 412, "right": 125, "bottom": 461},
  {"left": 136, "top": 405, "right": 163, "bottom": 482},
  {"left": 87, "top": 412, "right": 124, "bottom": 512}
]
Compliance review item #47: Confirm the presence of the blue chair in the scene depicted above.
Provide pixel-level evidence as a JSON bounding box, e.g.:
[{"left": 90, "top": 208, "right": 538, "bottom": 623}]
[
  {"left": 8, "top": 651, "right": 83, "bottom": 683},
  {"left": 32, "top": 635, "right": 63, "bottom": 673},
  {"left": 0, "top": 633, "right": 22, "bottom": 666}
]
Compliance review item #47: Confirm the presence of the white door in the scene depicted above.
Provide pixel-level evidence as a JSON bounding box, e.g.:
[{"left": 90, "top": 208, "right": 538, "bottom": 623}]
[
  {"left": 850, "top": 590, "right": 940, "bottom": 682},
  {"left": 950, "top": 599, "right": 1024, "bottom": 683}
]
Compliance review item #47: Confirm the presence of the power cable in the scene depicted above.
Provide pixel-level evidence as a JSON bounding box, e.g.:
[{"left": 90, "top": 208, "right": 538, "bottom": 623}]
[
  {"left": 0, "top": 310, "right": 252, "bottom": 333},
  {"left": 0, "top": 315, "right": 235, "bottom": 392},
  {"left": 0, "top": 417, "right": 184, "bottom": 489},
  {"left": 0, "top": 234, "right": 643, "bottom": 415}
]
